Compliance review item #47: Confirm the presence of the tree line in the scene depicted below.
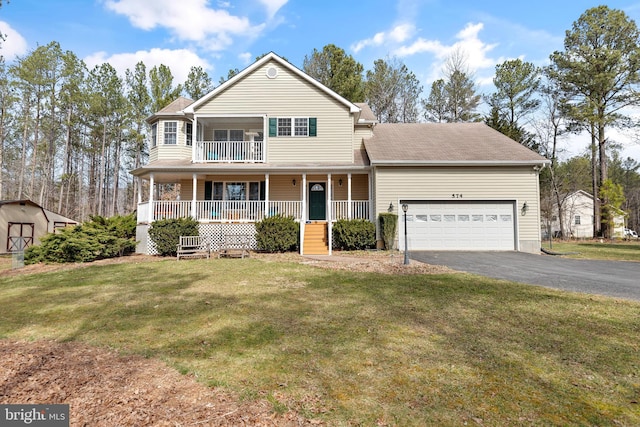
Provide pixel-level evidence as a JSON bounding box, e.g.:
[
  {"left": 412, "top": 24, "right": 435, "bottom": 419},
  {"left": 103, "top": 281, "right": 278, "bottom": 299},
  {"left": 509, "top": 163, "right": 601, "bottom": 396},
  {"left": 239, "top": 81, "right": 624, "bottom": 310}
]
[{"left": 1, "top": 5, "right": 639, "bottom": 236}]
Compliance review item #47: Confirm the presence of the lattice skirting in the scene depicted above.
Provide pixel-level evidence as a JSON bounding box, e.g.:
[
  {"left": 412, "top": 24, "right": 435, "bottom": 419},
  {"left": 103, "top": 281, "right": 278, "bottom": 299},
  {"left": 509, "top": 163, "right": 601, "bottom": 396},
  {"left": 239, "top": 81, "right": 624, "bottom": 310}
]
[
  {"left": 198, "top": 223, "right": 257, "bottom": 251},
  {"left": 136, "top": 223, "right": 257, "bottom": 255}
]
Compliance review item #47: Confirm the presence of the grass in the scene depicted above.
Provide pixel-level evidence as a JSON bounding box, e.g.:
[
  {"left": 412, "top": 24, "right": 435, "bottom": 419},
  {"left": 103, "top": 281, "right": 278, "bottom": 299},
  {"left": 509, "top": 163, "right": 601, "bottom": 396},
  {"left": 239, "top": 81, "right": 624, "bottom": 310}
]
[
  {"left": 1, "top": 257, "right": 639, "bottom": 425},
  {"left": 542, "top": 239, "right": 640, "bottom": 262}
]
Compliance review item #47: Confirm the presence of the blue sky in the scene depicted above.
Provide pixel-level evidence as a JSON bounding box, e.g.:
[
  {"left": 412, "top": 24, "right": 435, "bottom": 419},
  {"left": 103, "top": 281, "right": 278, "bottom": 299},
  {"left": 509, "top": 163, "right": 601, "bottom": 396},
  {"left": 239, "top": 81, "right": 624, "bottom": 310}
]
[{"left": 2, "top": 0, "right": 640, "bottom": 158}]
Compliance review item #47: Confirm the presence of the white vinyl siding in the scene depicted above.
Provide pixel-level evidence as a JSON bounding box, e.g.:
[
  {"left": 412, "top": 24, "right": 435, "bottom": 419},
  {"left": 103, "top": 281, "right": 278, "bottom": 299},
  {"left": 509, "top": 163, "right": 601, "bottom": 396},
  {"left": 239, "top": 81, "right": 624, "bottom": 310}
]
[{"left": 194, "top": 60, "right": 354, "bottom": 163}]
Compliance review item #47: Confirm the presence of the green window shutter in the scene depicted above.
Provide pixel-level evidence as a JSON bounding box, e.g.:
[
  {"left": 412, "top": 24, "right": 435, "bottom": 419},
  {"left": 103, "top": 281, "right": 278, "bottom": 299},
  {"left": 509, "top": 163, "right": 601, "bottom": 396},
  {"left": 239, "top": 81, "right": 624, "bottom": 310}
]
[
  {"left": 269, "top": 118, "right": 277, "bottom": 137},
  {"left": 309, "top": 117, "right": 317, "bottom": 137}
]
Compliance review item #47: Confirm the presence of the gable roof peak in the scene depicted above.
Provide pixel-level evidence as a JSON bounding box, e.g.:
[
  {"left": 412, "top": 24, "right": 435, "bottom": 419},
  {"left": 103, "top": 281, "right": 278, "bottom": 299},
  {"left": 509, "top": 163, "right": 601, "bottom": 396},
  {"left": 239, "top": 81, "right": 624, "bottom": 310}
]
[{"left": 183, "top": 52, "right": 361, "bottom": 114}]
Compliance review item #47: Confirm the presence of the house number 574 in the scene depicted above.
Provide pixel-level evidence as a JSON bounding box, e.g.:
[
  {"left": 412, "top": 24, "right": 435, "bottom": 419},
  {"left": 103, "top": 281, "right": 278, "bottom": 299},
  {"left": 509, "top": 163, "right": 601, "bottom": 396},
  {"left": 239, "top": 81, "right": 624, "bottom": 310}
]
[{"left": 452, "top": 194, "right": 463, "bottom": 198}]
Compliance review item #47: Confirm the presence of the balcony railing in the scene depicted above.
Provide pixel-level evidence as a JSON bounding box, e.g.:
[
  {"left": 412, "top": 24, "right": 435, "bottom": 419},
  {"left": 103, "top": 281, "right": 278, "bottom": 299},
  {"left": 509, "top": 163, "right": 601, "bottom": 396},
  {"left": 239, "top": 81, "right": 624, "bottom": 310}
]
[
  {"left": 140, "top": 200, "right": 370, "bottom": 223},
  {"left": 193, "top": 140, "right": 264, "bottom": 163}
]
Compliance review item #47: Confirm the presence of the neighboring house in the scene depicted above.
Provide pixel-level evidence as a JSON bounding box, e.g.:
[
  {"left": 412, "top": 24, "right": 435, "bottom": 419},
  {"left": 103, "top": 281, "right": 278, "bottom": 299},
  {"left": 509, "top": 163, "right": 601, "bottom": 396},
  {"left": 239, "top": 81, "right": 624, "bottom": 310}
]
[
  {"left": 0, "top": 200, "right": 79, "bottom": 254},
  {"left": 131, "top": 52, "right": 549, "bottom": 255},
  {"left": 546, "top": 190, "right": 625, "bottom": 239}
]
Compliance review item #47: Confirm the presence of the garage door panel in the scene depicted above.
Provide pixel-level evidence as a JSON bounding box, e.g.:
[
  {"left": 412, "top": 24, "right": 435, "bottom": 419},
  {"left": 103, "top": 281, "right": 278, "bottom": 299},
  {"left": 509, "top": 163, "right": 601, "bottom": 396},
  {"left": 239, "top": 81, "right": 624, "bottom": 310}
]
[{"left": 401, "top": 201, "right": 516, "bottom": 251}]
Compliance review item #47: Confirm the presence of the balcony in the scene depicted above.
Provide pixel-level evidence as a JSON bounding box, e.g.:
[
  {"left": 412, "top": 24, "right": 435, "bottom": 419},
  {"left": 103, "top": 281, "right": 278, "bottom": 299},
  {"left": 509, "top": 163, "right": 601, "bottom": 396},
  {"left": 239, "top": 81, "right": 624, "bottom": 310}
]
[{"left": 193, "top": 140, "right": 264, "bottom": 163}]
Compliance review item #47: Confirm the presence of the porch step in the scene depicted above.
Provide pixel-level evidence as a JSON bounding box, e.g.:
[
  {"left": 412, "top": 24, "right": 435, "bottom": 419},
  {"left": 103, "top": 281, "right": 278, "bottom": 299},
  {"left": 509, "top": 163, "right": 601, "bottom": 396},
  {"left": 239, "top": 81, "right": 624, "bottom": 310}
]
[{"left": 303, "top": 222, "right": 329, "bottom": 255}]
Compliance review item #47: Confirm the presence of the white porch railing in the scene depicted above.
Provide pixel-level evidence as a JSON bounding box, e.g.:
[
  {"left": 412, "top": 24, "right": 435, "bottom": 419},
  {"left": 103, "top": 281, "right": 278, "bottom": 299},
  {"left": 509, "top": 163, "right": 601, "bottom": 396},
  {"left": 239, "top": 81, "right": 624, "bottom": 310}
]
[
  {"left": 153, "top": 201, "right": 192, "bottom": 221},
  {"left": 193, "top": 140, "right": 265, "bottom": 163},
  {"left": 332, "top": 201, "right": 370, "bottom": 220},
  {"left": 143, "top": 200, "right": 368, "bottom": 222},
  {"left": 194, "top": 201, "right": 302, "bottom": 221},
  {"left": 268, "top": 201, "right": 302, "bottom": 220}
]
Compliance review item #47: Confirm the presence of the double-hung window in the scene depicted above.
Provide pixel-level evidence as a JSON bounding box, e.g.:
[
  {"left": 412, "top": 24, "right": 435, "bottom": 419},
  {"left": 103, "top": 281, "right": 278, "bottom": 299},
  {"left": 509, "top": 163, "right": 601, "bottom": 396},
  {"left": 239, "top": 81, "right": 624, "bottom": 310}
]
[
  {"left": 151, "top": 123, "right": 157, "bottom": 147},
  {"left": 277, "top": 118, "right": 291, "bottom": 136},
  {"left": 186, "top": 123, "right": 193, "bottom": 146},
  {"left": 294, "top": 118, "right": 308, "bottom": 136},
  {"left": 271, "top": 117, "right": 316, "bottom": 137},
  {"left": 164, "top": 121, "right": 177, "bottom": 145},
  {"left": 575, "top": 215, "right": 581, "bottom": 225}
]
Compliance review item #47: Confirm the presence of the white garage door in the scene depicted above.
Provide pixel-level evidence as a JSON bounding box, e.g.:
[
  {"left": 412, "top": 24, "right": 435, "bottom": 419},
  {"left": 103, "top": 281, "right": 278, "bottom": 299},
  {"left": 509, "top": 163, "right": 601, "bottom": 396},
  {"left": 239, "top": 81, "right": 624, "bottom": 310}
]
[{"left": 399, "top": 201, "right": 516, "bottom": 251}]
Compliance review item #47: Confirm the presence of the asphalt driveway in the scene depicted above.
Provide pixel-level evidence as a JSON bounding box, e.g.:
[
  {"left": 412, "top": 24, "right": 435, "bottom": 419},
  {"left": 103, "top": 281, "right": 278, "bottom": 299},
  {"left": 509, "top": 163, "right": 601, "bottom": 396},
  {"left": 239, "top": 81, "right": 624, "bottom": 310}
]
[{"left": 410, "top": 251, "right": 640, "bottom": 301}]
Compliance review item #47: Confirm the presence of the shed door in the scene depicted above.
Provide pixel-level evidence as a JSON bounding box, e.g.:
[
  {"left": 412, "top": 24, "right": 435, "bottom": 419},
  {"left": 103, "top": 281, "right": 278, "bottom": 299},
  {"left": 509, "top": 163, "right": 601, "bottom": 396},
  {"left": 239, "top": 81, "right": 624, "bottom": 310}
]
[
  {"left": 7, "top": 222, "right": 35, "bottom": 252},
  {"left": 399, "top": 201, "right": 516, "bottom": 251}
]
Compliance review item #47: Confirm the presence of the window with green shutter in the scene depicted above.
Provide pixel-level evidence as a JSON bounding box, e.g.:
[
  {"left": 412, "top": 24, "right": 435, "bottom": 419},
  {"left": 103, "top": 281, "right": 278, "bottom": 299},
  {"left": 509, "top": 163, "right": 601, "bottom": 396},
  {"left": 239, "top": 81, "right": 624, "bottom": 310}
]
[
  {"left": 269, "top": 118, "right": 277, "bottom": 137},
  {"left": 309, "top": 117, "right": 317, "bottom": 136},
  {"left": 269, "top": 117, "right": 316, "bottom": 137}
]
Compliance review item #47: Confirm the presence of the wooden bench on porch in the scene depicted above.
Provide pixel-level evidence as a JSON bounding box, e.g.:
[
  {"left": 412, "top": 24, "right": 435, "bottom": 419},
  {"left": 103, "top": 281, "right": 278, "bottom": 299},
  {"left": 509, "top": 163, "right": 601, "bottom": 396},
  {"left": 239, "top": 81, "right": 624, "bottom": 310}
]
[
  {"left": 218, "top": 234, "right": 251, "bottom": 259},
  {"left": 177, "top": 236, "right": 210, "bottom": 260}
]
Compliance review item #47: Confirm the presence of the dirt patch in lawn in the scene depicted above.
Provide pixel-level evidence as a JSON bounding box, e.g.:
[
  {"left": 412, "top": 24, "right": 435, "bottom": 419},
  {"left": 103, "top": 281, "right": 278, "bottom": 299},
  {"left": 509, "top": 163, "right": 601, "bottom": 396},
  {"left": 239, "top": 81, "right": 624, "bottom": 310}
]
[{"left": 0, "top": 340, "right": 318, "bottom": 426}]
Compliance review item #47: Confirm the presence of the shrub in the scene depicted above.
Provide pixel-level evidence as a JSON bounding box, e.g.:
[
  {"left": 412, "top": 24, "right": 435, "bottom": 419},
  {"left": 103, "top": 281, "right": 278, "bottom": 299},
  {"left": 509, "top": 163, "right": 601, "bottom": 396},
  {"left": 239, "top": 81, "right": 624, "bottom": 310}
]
[
  {"left": 255, "top": 215, "right": 298, "bottom": 253},
  {"left": 378, "top": 213, "right": 398, "bottom": 250},
  {"left": 148, "top": 217, "right": 200, "bottom": 257},
  {"left": 332, "top": 219, "right": 376, "bottom": 250},
  {"left": 24, "top": 213, "right": 137, "bottom": 264}
]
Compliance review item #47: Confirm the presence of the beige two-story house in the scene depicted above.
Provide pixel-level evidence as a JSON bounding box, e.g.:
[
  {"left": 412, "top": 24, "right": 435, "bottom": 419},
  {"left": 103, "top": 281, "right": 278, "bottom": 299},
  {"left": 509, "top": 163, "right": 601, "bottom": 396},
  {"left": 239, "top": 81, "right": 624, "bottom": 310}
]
[{"left": 131, "top": 52, "right": 549, "bottom": 255}]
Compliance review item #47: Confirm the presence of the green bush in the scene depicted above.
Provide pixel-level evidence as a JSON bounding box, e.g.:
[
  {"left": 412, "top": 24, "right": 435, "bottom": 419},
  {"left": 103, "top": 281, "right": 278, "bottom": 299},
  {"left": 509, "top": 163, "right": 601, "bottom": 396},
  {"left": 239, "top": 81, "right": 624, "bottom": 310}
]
[
  {"left": 332, "top": 219, "right": 376, "bottom": 250},
  {"left": 378, "top": 213, "right": 398, "bottom": 250},
  {"left": 255, "top": 215, "right": 299, "bottom": 252},
  {"left": 25, "top": 213, "right": 137, "bottom": 264},
  {"left": 148, "top": 217, "right": 200, "bottom": 257}
]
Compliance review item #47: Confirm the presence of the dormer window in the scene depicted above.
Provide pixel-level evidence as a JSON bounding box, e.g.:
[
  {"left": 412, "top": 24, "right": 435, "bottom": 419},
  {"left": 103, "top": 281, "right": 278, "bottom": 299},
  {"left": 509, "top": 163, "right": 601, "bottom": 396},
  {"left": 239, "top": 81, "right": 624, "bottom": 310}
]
[{"left": 164, "top": 121, "right": 177, "bottom": 145}]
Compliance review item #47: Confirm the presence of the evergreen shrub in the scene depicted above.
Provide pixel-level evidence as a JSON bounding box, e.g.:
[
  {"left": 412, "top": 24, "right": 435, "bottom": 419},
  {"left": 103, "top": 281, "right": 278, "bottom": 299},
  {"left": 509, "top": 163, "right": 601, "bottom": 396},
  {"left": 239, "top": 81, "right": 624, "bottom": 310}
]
[
  {"left": 378, "top": 213, "right": 398, "bottom": 250},
  {"left": 255, "top": 215, "right": 298, "bottom": 252},
  {"left": 148, "top": 217, "right": 200, "bottom": 257},
  {"left": 332, "top": 219, "right": 376, "bottom": 250},
  {"left": 25, "top": 213, "right": 137, "bottom": 264}
]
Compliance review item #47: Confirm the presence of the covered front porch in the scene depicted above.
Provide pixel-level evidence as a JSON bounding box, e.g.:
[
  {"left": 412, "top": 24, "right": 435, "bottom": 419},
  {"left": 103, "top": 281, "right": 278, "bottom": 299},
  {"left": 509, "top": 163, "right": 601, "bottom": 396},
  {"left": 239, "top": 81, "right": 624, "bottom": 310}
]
[{"left": 135, "top": 172, "right": 371, "bottom": 255}]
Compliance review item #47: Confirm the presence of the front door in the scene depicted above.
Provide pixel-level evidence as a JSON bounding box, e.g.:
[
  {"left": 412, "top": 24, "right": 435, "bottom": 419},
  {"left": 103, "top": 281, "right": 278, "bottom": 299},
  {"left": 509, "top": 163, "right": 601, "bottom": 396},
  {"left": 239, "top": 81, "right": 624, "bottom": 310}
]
[{"left": 308, "top": 182, "right": 326, "bottom": 221}]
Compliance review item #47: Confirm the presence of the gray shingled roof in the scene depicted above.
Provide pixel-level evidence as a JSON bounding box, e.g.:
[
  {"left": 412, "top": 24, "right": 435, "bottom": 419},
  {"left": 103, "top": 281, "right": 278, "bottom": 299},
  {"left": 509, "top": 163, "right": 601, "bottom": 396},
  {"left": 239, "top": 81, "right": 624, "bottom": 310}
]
[
  {"left": 364, "top": 122, "right": 548, "bottom": 164},
  {"left": 354, "top": 103, "right": 377, "bottom": 122},
  {"left": 157, "top": 96, "right": 194, "bottom": 114}
]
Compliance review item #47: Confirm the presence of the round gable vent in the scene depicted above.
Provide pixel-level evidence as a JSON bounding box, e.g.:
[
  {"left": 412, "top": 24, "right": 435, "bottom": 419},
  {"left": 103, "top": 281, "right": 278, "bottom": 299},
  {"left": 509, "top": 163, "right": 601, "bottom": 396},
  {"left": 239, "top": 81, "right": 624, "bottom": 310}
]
[{"left": 266, "top": 66, "right": 278, "bottom": 79}]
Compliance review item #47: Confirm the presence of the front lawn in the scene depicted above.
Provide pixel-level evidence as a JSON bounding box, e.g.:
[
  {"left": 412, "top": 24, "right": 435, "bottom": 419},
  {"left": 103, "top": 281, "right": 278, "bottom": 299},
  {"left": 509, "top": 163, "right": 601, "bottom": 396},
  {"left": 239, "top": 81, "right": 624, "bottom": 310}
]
[
  {"left": 542, "top": 240, "right": 640, "bottom": 261},
  {"left": 1, "top": 257, "right": 639, "bottom": 425}
]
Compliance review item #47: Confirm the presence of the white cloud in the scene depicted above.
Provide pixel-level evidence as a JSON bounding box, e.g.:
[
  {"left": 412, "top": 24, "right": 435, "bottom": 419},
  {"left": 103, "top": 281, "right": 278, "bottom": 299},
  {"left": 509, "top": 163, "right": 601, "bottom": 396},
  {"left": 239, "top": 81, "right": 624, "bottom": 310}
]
[
  {"left": 104, "top": 0, "right": 260, "bottom": 51},
  {"left": 351, "top": 23, "right": 415, "bottom": 53},
  {"left": 84, "top": 48, "right": 212, "bottom": 84},
  {"left": 238, "top": 52, "right": 253, "bottom": 65},
  {"left": 258, "top": 0, "right": 288, "bottom": 19},
  {"left": 0, "top": 21, "right": 29, "bottom": 60},
  {"left": 395, "top": 22, "right": 499, "bottom": 86}
]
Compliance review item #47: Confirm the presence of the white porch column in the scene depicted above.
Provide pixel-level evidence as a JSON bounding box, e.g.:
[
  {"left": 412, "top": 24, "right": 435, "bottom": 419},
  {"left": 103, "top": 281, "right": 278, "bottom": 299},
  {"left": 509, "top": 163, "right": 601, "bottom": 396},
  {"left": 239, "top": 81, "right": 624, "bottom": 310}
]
[
  {"left": 347, "top": 173, "right": 352, "bottom": 219},
  {"left": 192, "top": 174, "right": 197, "bottom": 219},
  {"left": 327, "top": 173, "right": 332, "bottom": 221},
  {"left": 327, "top": 173, "right": 332, "bottom": 255},
  {"left": 192, "top": 117, "right": 197, "bottom": 161},
  {"left": 137, "top": 177, "right": 142, "bottom": 204},
  {"left": 148, "top": 173, "right": 155, "bottom": 223},
  {"left": 300, "top": 174, "right": 307, "bottom": 255},
  {"left": 264, "top": 173, "right": 270, "bottom": 217},
  {"left": 301, "top": 174, "right": 307, "bottom": 221}
]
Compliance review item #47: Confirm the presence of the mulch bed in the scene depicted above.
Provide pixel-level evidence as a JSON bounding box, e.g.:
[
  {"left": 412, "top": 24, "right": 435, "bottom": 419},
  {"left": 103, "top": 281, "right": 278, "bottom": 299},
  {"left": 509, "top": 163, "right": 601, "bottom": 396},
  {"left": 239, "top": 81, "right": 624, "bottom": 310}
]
[{"left": 0, "top": 340, "right": 319, "bottom": 426}]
